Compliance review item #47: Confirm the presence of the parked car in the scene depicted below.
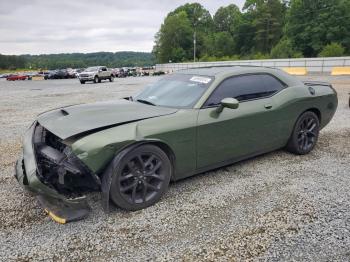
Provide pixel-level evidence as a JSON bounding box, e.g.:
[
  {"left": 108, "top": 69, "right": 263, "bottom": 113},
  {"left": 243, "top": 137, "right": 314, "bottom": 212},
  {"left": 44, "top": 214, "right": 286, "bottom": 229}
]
[
  {"left": 6, "top": 74, "right": 27, "bottom": 81},
  {"left": 153, "top": 71, "right": 165, "bottom": 76},
  {"left": 72, "top": 68, "right": 83, "bottom": 78},
  {"left": 127, "top": 68, "right": 137, "bottom": 77},
  {"left": 111, "top": 68, "right": 119, "bottom": 77},
  {"left": 116, "top": 68, "right": 128, "bottom": 78},
  {"left": 78, "top": 66, "right": 114, "bottom": 84},
  {"left": 66, "top": 68, "right": 77, "bottom": 78},
  {"left": 140, "top": 66, "right": 155, "bottom": 76},
  {"left": 43, "top": 69, "right": 68, "bottom": 79},
  {"left": 14, "top": 66, "right": 337, "bottom": 223}
]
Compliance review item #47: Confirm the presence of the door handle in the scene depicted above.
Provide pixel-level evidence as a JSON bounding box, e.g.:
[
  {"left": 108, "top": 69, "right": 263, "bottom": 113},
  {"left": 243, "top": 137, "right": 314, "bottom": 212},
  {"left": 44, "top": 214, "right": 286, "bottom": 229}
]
[{"left": 264, "top": 104, "right": 273, "bottom": 109}]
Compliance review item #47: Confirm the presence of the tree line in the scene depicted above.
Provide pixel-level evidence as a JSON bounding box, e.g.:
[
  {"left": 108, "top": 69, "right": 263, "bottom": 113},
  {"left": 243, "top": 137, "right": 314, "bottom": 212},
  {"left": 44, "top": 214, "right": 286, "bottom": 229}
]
[
  {"left": 0, "top": 52, "right": 155, "bottom": 70},
  {"left": 153, "top": 0, "right": 350, "bottom": 63}
]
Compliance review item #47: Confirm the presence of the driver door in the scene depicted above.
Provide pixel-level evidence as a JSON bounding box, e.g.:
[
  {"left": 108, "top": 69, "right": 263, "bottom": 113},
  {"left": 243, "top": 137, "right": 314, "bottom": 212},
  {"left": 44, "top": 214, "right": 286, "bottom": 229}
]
[{"left": 196, "top": 74, "right": 285, "bottom": 169}]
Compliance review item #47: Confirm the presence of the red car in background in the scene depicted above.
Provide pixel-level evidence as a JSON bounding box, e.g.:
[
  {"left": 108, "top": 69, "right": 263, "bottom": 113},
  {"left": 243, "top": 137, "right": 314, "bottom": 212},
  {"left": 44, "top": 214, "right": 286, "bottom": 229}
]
[{"left": 6, "top": 74, "right": 27, "bottom": 81}]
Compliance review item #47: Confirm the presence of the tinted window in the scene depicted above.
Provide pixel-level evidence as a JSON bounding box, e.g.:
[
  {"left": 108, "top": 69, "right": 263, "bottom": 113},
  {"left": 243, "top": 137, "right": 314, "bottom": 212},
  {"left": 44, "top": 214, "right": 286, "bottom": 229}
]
[{"left": 205, "top": 74, "right": 285, "bottom": 106}]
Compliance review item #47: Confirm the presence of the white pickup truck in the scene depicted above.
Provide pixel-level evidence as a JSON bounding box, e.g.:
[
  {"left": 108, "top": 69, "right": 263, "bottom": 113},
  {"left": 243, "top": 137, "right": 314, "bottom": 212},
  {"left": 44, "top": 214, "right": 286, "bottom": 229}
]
[{"left": 78, "top": 66, "right": 114, "bottom": 84}]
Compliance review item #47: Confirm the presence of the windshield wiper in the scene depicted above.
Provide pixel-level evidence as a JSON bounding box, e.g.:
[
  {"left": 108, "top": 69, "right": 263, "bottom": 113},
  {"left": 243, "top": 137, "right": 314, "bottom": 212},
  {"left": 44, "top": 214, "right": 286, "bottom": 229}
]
[{"left": 136, "top": 99, "right": 156, "bottom": 106}]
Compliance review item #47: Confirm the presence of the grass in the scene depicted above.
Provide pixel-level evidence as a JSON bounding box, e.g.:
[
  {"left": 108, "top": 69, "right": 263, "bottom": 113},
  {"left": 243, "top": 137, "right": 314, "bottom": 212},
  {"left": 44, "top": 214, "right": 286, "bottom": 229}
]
[{"left": 0, "top": 68, "right": 41, "bottom": 74}]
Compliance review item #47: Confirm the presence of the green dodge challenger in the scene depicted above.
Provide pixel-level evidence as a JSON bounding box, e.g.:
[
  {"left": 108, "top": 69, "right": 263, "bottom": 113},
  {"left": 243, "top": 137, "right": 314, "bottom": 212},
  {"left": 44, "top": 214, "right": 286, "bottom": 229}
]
[{"left": 15, "top": 66, "right": 337, "bottom": 223}]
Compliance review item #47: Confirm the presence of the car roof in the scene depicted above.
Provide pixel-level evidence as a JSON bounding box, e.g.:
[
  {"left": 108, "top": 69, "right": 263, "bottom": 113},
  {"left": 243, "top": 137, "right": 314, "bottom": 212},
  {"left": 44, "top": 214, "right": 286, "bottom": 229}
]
[
  {"left": 175, "top": 66, "right": 302, "bottom": 87},
  {"left": 176, "top": 66, "right": 278, "bottom": 77}
]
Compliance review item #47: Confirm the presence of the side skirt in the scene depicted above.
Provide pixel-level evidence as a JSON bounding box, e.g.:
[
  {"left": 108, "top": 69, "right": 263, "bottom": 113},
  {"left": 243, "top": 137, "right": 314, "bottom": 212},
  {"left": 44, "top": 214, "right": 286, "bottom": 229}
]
[{"left": 174, "top": 146, "right": 282, "bottom": 181}]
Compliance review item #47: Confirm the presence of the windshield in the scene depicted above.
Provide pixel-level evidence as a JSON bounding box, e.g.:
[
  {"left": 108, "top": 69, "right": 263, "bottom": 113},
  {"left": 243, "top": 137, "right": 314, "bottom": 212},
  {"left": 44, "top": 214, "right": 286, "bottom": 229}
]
[
  {"left": 134, "top": 74, "right": 213, "bottom": 108},
  {"left": 84, "top": 67, "right": 99, "bottom": 72}
]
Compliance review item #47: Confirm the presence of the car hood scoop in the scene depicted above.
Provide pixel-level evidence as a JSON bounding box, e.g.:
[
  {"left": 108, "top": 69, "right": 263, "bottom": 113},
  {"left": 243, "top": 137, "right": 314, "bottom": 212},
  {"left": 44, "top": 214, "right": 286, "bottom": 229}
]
[{"left": 37, "top": 99, "right": 177, "bottom": 140}]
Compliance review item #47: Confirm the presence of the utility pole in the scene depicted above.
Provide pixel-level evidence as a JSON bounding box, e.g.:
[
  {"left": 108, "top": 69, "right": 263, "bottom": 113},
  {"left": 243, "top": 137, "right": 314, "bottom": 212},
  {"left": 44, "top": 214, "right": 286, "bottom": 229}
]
[
  {"left": 193, "top": 31, "right": 196, "bottom": 62},
  {"left": 193, "top": 16, "right": 201, "bottom": 63}
]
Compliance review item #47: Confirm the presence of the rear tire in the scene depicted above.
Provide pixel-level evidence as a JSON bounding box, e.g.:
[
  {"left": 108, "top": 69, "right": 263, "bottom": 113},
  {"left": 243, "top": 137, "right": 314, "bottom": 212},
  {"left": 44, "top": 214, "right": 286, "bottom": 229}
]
[
  {"left": 109, "top": 75, "right": 114, "bottom": 82},
  {"left": 109, "top": 145, "right": 171, "bottom": 211},
  {"left": 286, "top": 111, "right": 320, "bottom": 155}
]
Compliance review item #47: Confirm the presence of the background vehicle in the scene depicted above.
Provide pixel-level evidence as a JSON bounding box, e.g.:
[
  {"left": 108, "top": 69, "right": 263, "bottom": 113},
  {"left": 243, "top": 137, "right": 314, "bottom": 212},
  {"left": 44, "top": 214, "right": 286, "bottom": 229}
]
[
  {"left": 15, "top": 66, "right": 337, "bottom": 223},
  {"left": 153, "top": 71, "right": 165, "bottom": 76},
  {"left": 6, "top": 74, "right": 27, "bottom": 81},
  {"left": 66, "top": 68, "right": 77, "bottom": 78},
  {"left": 140, "top": 66, "right": 155, "bottom": 76},
  {"left": 117, "top": 68, "right": 128, "bottom": 78},
  {"left": 44, "top": 69, "right": 68, "bottom": 79},
  {"left": 78, "top": 66, "right": 114, "bottom": 84},
  {"left": 127, "top": 68, "right": 137, "bottom": 77}
]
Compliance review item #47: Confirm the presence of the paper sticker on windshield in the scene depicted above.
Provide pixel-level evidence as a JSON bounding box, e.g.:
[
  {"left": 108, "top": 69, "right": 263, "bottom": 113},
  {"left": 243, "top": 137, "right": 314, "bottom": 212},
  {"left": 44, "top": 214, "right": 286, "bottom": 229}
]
[{"left": 190, "top": 76, "right": 212, "bottom": 84}]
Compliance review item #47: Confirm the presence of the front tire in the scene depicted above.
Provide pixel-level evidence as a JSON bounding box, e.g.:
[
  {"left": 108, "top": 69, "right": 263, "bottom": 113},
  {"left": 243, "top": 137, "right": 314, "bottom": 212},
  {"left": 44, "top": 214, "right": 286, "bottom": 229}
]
[
  {"left": 110, "top": 145, "right": 171, "bottom": 211},
  {"left": 94, "top": 76, "right": 99, "bottom": 83},
  {"left": 109, "top": 75, "right": 114, "bottom": 82},
  {"left": 286, "top": 111, "right": 320, "bottom": 155},
  {"left": 80, "top": 80, "right": 85, "bottom": 84}
]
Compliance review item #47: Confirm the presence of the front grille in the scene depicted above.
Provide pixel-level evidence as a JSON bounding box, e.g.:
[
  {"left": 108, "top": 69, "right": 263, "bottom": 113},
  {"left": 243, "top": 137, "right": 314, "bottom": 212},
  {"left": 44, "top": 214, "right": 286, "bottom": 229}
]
[
  {"left": 79, "top": 74, "right": 89, "bottom": 77},
  {"left": 33, "top": 124, "right": 98, "bottom": 194}
]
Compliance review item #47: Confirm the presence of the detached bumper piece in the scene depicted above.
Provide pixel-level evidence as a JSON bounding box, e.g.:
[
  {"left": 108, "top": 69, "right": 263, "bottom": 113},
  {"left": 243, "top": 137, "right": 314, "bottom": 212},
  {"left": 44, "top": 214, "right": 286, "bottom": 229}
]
[{"left": 38, "top": 195, "right": 90, "bottom": 224}]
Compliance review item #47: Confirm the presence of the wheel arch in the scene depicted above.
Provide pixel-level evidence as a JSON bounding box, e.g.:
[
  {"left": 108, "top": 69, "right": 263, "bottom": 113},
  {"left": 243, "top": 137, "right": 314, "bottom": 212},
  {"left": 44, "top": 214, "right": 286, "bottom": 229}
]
[
  {"left": 128, "top": 140, "right": 176, "bottom": 180},
  {"left": 286, "top": 107, "right": 322, "bottom": 147},
  {"left": 303, "top": 107, "right": 321, "bottom": 123},
  {"left": 146, "top": 141, "right": 176, "bottom": 178}
]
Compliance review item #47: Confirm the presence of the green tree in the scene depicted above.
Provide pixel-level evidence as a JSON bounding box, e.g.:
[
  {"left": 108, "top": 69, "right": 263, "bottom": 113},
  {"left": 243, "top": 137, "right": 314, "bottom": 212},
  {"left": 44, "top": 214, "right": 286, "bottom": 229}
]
[
  {"left": 244, "top": 0, "right": 286, "bottom": 54},
  {"left": 172, "top": 3, "right": 214, "bottom": 58},
  {"left": 285, "top": 0, "right": 350, "bottom": 57},
  {"left": 154, "top": 11, "right": 193, "bottom": 63},
  {"left": 234, "top": 12, "right": 256, "bottom": 55},
  {"left": 212, "top": 4, "right": 242, "bottom": 55},
  {"left": 213, "top": 32, "right": 236, "bottom": 57},
  {"left": 319, "top": 43, "right": 345, "bottom": 57},
  {"left": 170, "top": 3, "right": 213, "bottom": 30},
  {"left": 154, "top": 3, "right": 213, "bottom": 62},
  {"left": 270, "top": 38, "right": 303, "bottom": 58},
  {"left": 0, "top": 54, "right": 27, "bottom": 69},
  {"left": 214, "top": 4, "right": 242, "bottom": 33}
]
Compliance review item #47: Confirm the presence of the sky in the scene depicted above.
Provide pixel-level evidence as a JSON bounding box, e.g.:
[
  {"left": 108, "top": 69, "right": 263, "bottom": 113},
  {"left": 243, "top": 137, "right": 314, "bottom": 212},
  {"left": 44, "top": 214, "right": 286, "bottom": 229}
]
[{"left": 0, "top": 0, "right": 245, "bottom": 55}]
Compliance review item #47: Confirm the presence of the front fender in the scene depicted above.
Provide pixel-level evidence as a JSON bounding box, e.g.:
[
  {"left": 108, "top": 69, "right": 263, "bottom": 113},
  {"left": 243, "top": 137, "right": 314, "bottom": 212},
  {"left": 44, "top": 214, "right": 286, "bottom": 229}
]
[{"left": 71, "top": 122, "right": 139, "bottom": 174}]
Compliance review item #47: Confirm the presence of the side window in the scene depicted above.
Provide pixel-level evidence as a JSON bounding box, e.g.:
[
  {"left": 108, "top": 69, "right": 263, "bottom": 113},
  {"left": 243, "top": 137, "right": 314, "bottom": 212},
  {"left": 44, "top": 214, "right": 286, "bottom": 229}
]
[
  {"left": 205, "top": 74, "right": 285, "bottom": 106},
  {"left": 102, "top": 67, "right": 107, "bottom": 71}
]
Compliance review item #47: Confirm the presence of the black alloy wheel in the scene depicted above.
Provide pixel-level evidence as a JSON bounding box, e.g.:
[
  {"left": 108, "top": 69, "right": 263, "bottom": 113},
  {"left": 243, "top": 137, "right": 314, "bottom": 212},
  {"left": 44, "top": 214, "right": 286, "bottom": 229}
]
[
  {"left": 297, "top": 116, "right": 317, "bottom": 151},
  {"left": 286, "top": 111, "right": 320, "bottom": 155},
  {"left": 110, "top": 145, "right": 171, "bottom": 210}
]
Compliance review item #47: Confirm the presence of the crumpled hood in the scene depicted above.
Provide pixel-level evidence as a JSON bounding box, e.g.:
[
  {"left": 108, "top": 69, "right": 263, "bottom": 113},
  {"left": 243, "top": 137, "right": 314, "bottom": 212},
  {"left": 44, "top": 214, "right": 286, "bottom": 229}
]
[{"left": 37, "top": 99, "right": 177, "bottom": 139}]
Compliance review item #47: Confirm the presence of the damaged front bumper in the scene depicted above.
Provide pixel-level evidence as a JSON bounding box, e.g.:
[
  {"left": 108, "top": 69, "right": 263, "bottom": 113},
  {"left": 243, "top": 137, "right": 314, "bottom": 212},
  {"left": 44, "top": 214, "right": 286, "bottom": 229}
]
[{"left": 14, "top": 122, "right": 91, "bottom": 224}]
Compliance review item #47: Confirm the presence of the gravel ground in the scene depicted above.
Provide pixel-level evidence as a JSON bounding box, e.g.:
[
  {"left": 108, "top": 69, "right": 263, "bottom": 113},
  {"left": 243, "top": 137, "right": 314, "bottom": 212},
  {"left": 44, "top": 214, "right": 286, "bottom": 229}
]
[{"left": 0, "top": 75, "right": 349, "bottom": 261}]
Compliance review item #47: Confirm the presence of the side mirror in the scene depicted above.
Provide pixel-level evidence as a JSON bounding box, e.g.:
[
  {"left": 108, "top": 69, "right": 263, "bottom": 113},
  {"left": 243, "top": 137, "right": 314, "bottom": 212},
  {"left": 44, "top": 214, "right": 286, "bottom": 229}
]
[{"left": 216, "top": 98, "right": 239, "bottom": 113}]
